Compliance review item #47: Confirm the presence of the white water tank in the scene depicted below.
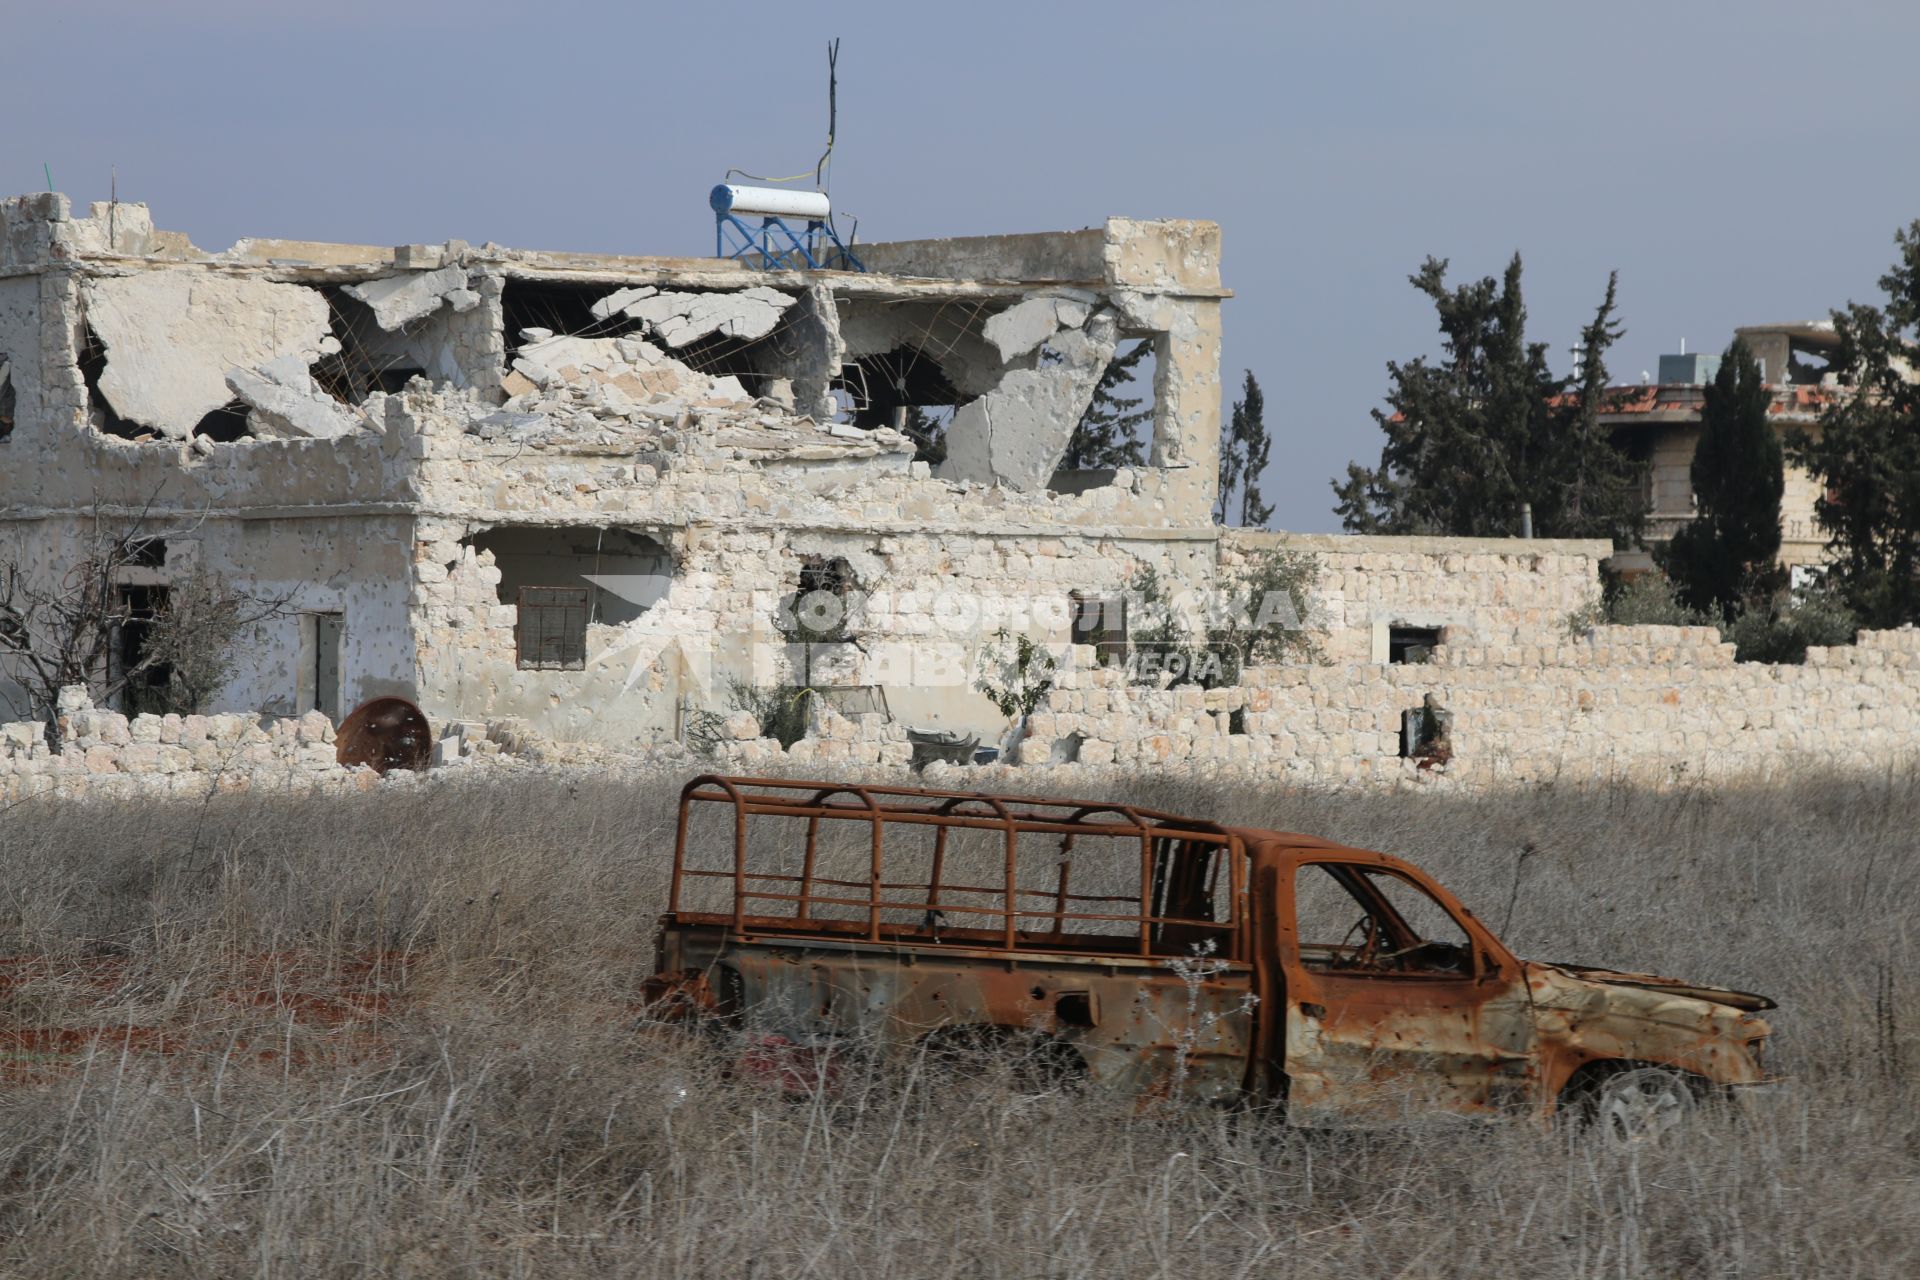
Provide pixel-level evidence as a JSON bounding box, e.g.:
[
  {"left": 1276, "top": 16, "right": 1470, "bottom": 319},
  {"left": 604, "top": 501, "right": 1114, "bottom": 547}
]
[{"left": 710, "top": 184, "right": 831, "bottom": 221}]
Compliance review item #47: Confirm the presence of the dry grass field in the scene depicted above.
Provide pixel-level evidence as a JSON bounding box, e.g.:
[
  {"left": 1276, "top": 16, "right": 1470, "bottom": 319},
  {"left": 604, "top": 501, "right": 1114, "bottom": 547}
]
[{"left": 0, "top": 770, "right": 1914, "bottom": 1277}]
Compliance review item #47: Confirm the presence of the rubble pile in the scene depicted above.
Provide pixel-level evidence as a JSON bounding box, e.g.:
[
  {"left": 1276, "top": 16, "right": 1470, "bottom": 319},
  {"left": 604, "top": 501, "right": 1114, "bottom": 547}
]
[{"left": 471, "top": 283, "right": 911, "bottom": 463}]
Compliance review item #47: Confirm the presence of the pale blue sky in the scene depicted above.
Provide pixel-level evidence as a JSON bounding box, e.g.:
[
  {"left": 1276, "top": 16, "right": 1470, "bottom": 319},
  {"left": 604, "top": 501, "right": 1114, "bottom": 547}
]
[{"left": 7, "top": 1, "right": 1917, "bottom": 529}]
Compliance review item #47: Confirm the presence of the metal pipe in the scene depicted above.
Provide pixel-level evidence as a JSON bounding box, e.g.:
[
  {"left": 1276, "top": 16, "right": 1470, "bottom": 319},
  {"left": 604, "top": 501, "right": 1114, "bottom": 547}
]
[
  {"left": 799, "top": 815, "right": 820, "bottom": 920},
  {"left": 869, "top": 809, "right": 885, "bottom": 942},
  {"left": 1003, "top": 821, "right": 1019, "bottom": 951},
  {"left": 1139, "top": 833, "right": 1155, "bottom": 957},
  {"left": 669, "top": 792, "right": 691, "bottom": 914},
  {"left": 928, "top": 824, "right": 948, "bottom": 913}
]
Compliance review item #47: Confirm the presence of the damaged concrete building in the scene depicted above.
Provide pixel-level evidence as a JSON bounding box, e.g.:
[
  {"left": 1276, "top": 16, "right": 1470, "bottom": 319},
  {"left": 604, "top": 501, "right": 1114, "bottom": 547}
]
[
  {"left": 12, "top": 193, "right": 1920, "bottom": 792},
  {"left": 0, "top": 193, "right": 1239, "bottom": 749}
]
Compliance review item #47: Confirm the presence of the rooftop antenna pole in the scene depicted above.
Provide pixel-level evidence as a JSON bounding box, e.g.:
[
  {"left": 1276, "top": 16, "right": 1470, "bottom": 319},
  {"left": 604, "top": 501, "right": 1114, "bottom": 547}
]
[{"left": 817, "top": 38, "right": 839, "bottom": 197}]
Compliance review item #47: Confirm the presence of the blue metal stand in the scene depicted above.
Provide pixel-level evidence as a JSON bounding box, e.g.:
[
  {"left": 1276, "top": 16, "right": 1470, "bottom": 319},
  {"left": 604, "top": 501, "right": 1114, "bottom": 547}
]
[{"left": 715, "top": 212, "right": 864, "bottom": 273}]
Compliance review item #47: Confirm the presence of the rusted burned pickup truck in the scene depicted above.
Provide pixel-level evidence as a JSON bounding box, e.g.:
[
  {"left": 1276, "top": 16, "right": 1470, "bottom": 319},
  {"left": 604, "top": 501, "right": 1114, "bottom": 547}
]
[{"left": 652, "top": 776, "right": 1777, "bottom": 1137}]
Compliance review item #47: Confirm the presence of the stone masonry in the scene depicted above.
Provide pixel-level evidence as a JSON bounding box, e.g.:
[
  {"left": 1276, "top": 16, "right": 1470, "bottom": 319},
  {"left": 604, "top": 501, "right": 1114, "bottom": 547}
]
[{"left": 3, "top": 193, "right": 1918, "bottom": 799}]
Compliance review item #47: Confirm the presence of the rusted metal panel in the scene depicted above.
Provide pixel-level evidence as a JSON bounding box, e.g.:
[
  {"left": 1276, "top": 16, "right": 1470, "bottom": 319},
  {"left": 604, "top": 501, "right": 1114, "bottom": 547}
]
[
  {"left": 655, "top": 776, "right": 1777, "bottom": 1122},
  {"left": 333, "top": 697, "right": 430, "bottom": 774}
]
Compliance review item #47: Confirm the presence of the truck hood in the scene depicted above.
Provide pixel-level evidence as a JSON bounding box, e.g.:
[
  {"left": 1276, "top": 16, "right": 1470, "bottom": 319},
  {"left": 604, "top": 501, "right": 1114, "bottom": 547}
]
[{"left": 1536, "top": 961, "right": 1776, "bottom": 1012}]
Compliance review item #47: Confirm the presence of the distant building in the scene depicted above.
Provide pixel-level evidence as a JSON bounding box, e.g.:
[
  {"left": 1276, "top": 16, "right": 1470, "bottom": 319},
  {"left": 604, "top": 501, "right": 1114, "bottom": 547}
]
[{"left": 1601, "top": 322, "right": 1843, "bottom": 574}]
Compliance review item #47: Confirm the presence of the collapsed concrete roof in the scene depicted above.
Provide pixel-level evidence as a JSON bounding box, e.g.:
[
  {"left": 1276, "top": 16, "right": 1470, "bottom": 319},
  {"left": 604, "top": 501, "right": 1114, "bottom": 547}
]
[{"left": 0, "top": 193, "right": 1228, "bottom": 534}]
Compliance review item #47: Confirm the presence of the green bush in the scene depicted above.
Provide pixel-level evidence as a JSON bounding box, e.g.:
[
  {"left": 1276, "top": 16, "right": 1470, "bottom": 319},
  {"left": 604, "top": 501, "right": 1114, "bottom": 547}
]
[
  {"left": 1567, "top": 571, "right": 1713, "bottom": 634},
  {"left": 1729, "top": 588, "right": 1859, "bottom": 664}
]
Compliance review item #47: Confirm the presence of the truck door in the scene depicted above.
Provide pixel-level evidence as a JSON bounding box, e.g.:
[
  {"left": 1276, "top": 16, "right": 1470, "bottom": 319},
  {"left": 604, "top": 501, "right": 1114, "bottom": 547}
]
[{"left": 1281, "top": 860, "right": 1536, "bottom": 1125}]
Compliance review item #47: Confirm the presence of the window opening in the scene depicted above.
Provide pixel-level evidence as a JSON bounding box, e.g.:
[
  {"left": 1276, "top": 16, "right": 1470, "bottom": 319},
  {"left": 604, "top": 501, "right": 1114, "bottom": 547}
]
[
  {"left": 115, "top": 584, "right": 171, "bottom": 714},
  {"left": 1070, "top": 592, "right": 1128, "bottom": 667},
  {"left": 1388, "top": 625, "right": 1441, "bottom": 664},
  {"left": 1052, "top": 337, "right": 1155, "bottom": 493},
  {"left": 1294, "top": 863, "right": 1472, "bottom": 977}
]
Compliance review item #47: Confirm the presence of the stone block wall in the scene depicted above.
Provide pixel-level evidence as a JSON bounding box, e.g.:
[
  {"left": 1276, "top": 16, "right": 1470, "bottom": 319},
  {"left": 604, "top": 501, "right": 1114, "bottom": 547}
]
[
  {"left": 0, "top": 691, "right": 366, "bottom": 802},
  {"left": 1001, "top": 624, "right": 1920, "bottom": 787},
  {"left": 11, "top": 624, "right": 1920, "bottom": 799},
  {"left": 1222, "top": 530, "right": 1613, "bottom": 664}
]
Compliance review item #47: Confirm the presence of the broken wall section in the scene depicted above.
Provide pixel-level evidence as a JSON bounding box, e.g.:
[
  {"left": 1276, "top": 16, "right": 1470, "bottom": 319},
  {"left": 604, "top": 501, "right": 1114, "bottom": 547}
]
[
  {"left": 2, "top": 195, "right": 195, "bottom": 275},
  {"left": 502, "top": 278, "right": 804, "bottom": 404},
  {"left": 847, "top": 219, "right": 1225, "bottom": 517},
  {"left": 833, "top": 289, "right": 1127, "bottom": 490},
  {"left": 0, "top": 275, "right": 35, "bottom": 447},
  {"left": 75, "top": 248, "right": 505, "bottom": 447},
  {"left": 474, "top": 276, "right": 923, "bottom": 464},
  {"left": 336, "top": 248, "right": 504, "bottom": 396}
]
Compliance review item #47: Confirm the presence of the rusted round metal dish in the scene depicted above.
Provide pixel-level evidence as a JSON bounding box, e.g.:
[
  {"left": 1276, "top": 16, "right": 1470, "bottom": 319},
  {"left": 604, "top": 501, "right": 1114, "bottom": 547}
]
[{"left": 334, "top": 697, "right": 432, "bottom": 775}]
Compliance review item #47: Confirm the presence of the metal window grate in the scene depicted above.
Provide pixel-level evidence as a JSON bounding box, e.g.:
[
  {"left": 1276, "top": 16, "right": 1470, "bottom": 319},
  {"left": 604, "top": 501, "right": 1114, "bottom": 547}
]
[{"left": 516, "top": 586, "right": 589, "bottom": 670}]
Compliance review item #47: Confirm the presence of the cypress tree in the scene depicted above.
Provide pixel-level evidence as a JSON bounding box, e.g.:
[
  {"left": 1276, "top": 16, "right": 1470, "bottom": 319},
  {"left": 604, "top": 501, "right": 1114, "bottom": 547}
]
[{"left": 1666, "top": 338, "right": 1783, "bottom": 619}]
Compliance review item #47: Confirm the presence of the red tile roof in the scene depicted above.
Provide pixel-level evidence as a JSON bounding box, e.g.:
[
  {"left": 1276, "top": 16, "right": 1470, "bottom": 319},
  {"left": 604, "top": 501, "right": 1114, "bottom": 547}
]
[{"left": 1596, "top": 383, "right": 1837, "bottom": 420}]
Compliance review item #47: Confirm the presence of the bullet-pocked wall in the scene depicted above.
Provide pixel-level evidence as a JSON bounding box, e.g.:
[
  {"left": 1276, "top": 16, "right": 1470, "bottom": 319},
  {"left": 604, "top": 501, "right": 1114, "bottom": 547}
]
[
  {"left": 6, "top": 194, "right": 1633, "bottom": 761},
  {"left": 0, "top": 512, "right": 417, "bottom": 722}
]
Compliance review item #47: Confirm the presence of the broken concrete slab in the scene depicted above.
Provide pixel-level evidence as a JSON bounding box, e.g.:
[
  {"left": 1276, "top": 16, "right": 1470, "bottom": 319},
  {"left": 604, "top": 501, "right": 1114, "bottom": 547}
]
[
  {"left": 937, "top": 312, "right": 1118, "bottom": 491},
  {"left": 1054, "top": 298, "right": 1091, "bottom": 328},
  {"left": 982, "top": 295, "right": 1068, "bottom": 362},
  {"left": 342, "top": 263, "right": 470, "bottom": 330},
  {"left": 510, "top": 358, "right": 561, "bottom": 390},
  {"left": 224, "top": 360, "right": 364, "bottom": 440},
  {"left": 82, "top": 273, "right": 334, "bottom": 439},
  {"left": 517, "top": 334, "right": 622, "bottom": 373},
  {"left": 590, "top": 285, "right": 657, "bottom": 321},
  {"left": 612, "top": 285, "right": 796, "bottom": 347},
  {"left": 981, "top": 291, "right": 1099, "bottom": 362}
]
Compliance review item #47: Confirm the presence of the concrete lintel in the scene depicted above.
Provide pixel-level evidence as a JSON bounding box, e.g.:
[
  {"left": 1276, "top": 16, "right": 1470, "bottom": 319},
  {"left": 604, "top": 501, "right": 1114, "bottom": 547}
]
[{"left": 219, "top": 238, "right": 397, "bottom": 268}]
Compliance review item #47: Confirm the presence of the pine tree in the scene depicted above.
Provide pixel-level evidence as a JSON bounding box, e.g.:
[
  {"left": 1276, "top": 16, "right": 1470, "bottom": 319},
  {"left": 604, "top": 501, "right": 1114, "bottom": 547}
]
[
  {"left": 1789, "top": 219, "right": 1920, "bottom": 628},
  {"left": 1665, "top": 338, "right": 1783, "bottom": 620},
  {"left": 899, "top": 405, "right": 947, "bottom": 466},
  {"left": 1333, "top": 255, "right": 1644, "bottom": 542},
  {"left": 1217, "top": 371, "right": 1273, "bottom": 527},
  {"left": 1061, "top": 339, "right": 1152, "bottom": 471},
  {"left": 1544, "top": 273, "right": 1645, "bottom": 542}
]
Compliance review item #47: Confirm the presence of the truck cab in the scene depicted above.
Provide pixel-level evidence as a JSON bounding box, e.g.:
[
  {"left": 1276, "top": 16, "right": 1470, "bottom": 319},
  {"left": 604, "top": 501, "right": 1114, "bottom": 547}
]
[{"left": 651, "top": 776, "right": 1776, "bottom": 1131}]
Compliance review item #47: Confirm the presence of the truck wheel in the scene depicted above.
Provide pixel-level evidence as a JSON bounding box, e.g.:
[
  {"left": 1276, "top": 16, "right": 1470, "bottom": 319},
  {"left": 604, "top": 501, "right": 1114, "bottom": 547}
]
[{"left": 1584, "top": 1066, "right": 1698, "bottom": 1147}]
